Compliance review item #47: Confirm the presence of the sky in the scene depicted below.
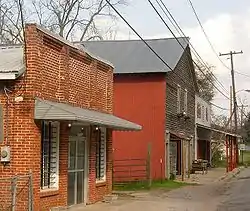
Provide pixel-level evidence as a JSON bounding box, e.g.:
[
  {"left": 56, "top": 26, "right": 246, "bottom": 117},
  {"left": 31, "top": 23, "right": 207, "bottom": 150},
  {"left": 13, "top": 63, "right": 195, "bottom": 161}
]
[{"left": 102, "top": 0, "right": 250, "bottom": 118}]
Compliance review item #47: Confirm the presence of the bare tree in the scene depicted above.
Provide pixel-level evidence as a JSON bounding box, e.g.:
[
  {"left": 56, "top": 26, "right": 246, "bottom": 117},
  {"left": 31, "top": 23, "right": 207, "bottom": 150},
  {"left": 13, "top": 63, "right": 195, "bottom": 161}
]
[
  {"left": 0, "top": 0, "right": 26, "bottom": 44},
  {"left": 195, "top": 60, "right": 216, "bottom": 102},
  {"left": 0, "top": 0, "right": 127, "bottom": 43}
]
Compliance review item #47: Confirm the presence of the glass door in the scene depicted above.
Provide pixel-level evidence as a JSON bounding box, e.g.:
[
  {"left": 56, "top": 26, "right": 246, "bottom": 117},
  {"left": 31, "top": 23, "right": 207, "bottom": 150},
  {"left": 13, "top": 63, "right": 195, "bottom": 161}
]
[{"left": 67, "top": 126, "right": 87, "bottom": 206}]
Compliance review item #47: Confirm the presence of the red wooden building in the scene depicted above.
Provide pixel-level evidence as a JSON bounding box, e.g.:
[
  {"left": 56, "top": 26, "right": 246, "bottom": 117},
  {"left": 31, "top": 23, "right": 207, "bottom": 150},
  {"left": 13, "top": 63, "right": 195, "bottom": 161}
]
[{"left": 83, "top": 38, "right": 198, "bottom": 181}]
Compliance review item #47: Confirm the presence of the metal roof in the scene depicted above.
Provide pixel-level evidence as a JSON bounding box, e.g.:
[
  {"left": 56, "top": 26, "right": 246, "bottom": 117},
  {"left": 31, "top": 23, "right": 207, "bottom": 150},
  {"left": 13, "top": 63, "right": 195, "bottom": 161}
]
[
  {"left": 34, "top": 98, "right": 142, "bottom": 131},
  {"left": 80, "top": 37, "right": 189, "bottom": 74},
  {"left": 0, "top": 45, "right": 25, "bottom": 77}
]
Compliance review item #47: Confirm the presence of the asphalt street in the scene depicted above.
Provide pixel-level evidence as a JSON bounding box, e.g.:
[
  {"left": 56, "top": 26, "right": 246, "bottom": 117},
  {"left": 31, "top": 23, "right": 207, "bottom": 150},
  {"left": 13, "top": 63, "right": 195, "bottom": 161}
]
[
  {"left": 73, "top": 168, "right": 250, "bottom": 211},
  {"left": 217, "top": 168, "right": 250, "bottom": 211}
]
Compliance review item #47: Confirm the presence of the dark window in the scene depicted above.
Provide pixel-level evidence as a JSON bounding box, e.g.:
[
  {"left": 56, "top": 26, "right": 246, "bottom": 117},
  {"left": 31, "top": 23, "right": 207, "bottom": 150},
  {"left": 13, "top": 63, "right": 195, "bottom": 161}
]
[
  {"left": 41, "top": 121, "right": 59, "bottom": 189},
  {"left": 96, "top": 128, "right": 106, "bottom": 181},
  {"left": 197, "top": 103, "right": 201, "bottom": 118},
  {"left": 206, "top": 107, "right": 208, "bottom": 121}
]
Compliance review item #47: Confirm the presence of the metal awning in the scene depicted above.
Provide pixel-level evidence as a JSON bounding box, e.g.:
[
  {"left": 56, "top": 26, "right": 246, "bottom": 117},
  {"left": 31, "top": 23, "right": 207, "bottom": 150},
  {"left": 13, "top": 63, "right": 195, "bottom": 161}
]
[
  {"left": 34, "top": 98, "right": 142, "bottom": 131},
  {"left": 196, "top": 123, "right": 211, "bottom": 131},
  {"left": 211, "top": 128, "right": 242, "bottom": 138}
]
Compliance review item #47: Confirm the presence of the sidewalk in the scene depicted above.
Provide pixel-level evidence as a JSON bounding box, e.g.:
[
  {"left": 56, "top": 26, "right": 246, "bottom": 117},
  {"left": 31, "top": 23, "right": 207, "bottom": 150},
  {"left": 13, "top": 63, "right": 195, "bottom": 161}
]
[
  {"left": 70, "top": 167, "right": 244, "bottom": 211},
  {"left": 176, "top": 167, "right": 228, "bottom": 185}
]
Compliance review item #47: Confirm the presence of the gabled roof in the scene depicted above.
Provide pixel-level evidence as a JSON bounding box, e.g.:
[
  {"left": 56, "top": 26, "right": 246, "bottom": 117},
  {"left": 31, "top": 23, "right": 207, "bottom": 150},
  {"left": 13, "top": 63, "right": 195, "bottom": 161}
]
[
  {"left": 0, "top": 45, "right": 25, "bottom": 79},
  {"left": 80, "top": 37, "right": 189, "bottom": 74}
]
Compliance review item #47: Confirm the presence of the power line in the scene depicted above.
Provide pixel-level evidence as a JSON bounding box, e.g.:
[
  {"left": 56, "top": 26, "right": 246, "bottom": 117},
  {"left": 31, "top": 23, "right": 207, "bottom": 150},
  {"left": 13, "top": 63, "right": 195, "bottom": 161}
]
[
  {"left": 235, "top": 71, "right": 250, "bottom": 78},
  {"left": 155, "top": 0, "right": 229, "bottom": 95},
  {"left": 147, "top": 0, "right": 230, "bottom": 100},
  {"left": 104, "top": 1, "right": 173, "bottom": 71},
  {"left": 105, "top": 0, "right": 230, "bottom": 104},
  {"left": 104, "top": 0, "right": 199, "bottom": 94},
  {"left": 210, "top": 102, "right": 229, "bottom": 111},
  {"left": 187, "top": 0, "right": 231, "bottom": 71}
]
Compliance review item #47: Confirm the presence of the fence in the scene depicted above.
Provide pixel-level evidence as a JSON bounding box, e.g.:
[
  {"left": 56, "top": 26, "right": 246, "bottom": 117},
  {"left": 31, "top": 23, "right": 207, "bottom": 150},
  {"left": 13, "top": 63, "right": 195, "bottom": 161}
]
[
  {"left": 0, "top": 171, "right": 33, "bottom": 211},
  {"left": 112, "top": 144, "right": 152, "bottom": 188}
]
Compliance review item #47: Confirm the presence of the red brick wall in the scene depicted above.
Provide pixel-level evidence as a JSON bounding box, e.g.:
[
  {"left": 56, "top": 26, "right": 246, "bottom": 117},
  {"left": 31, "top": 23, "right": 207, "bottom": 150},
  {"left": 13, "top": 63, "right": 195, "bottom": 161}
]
[
  {"left": 113, "top": 73, "right": 166, "bottom": 180},
  {"left": 0, "top": 24, "right": 113, "bottom": 210}
]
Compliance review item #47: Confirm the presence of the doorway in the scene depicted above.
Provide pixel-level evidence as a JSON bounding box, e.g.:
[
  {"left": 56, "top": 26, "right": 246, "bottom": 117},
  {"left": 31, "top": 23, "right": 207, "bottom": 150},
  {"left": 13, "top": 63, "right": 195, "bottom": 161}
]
[
  {"left": 169, "top": 140, "right": 182, "bottom": 176},
  {"left": 67, "top": 126, "right": 88, "bottom": 206}
]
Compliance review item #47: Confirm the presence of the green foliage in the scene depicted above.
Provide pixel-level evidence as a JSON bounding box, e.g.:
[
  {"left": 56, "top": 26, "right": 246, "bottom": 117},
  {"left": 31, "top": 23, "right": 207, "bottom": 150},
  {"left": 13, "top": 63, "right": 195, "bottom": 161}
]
[
  {"left": 241, "top": 113, "right": 250, "bottom": 143},
  {"left": 211, "top": 148, "right": 226, "bottom": 168},
  {"left": 169, "top": 173, "right": 176, "bottom": 180},
  {"left": 113, "top": 180, "right": 190, "bottom": 191}
]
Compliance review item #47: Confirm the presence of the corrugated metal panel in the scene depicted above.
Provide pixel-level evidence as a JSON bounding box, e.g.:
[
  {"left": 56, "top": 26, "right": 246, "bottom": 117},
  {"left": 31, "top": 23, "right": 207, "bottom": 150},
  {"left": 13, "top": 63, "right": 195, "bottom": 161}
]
[
  {"left": 34, "top": 98, "right": 142, "bottom": 131},
  {"left": 0, "top": 45, "right": 25, "bottom": 78},
  {"left": 81, "top": 37, "right": 188, "bottom": 74}
]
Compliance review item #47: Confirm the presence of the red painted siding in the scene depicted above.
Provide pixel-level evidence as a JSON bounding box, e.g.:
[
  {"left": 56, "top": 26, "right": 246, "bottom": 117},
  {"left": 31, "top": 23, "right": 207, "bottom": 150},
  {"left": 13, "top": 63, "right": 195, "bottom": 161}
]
[{"left": 113, "top": 73, "right": 166, "bottom": 180}]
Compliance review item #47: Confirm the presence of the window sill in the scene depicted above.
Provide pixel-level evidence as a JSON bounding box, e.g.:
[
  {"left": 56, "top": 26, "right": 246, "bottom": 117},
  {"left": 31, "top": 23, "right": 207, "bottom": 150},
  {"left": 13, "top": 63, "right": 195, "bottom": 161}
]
[
  {"left": 95, "top": 180, "right": 107, "bottom": 187},
  {"left": 40, "top": 188, "right": 59, "bottom": 198}
]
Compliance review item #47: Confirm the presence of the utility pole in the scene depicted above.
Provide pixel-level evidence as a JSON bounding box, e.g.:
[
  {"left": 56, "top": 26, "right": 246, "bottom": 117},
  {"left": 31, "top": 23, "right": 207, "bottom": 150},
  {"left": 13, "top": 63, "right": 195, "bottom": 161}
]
[
  {"left": 241, "top": 104, "right": 244, "bottom": 129},
  {"left": 219, "top": 51, "right": 243, "bottom": 133},
  {"left": 229, "top": 86, "right": 233, "bottom": 131}
]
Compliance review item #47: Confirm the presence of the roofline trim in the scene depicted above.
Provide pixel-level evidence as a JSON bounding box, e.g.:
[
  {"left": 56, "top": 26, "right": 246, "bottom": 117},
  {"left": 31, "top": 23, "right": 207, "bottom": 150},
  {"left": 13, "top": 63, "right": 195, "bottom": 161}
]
[
  {"left": 113, "top": 69, "right": 171, "bottom": 74},
  {"left": 35, "top": 25, "right": 114, "bottom": 68},
  {"left": 76, "top": 36, "right": 190, "bottom": 43}
]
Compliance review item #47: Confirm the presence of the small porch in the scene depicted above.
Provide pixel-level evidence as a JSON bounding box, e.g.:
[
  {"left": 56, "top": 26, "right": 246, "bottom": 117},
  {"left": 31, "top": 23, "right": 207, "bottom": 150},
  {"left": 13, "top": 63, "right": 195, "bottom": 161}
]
[
  {"left": 35, "top": 98, "right": 141, "bottom": 210},
  {"left": 167, "top": 131, "right": 193, "bottom": 181},
  {"left": 196, "top": 124, "right": 212, "bottom": 165}
]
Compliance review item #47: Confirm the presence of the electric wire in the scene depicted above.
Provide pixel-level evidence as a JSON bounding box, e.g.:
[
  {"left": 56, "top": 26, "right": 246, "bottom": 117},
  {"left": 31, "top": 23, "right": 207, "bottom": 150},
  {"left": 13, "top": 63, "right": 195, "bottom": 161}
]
[
  {"left": 155, "top": 0, "right": 229, "bottom": 95},
  {"left": 147, "top": 0, "right": 229, "bottom": 100},
  {"left": 187, "top": 0, "right": 231, "bottom": 71},
  {"left": 105, "top": 0, "right": 230, "bottom": 112}
]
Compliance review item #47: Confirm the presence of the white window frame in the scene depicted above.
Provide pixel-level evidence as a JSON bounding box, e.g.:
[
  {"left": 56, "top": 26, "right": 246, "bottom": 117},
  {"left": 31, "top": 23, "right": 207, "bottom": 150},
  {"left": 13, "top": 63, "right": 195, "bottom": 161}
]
[
  {"left": 96, "top": 127, "right": 107, "bottom": 183},
  {"left": 177, "top": 84, "right": 181, "bottom": 114},
  {"left": 197, "top": 103, "right": 201, "bottom": 119},
  {"left": 40, "top": 121, "right": 60, "bottom": 190},
  {"left": 184, "top": 88, "right": 188, "bottom": 113},
  {"left": 202, "top": 106, "right": 205, "bottom": 121}
]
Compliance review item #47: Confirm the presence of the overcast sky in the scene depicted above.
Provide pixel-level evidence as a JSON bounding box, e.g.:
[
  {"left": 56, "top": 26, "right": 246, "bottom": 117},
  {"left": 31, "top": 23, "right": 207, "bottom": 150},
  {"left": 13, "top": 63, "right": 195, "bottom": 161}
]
[{"left": 105, "top": 0, "right": 250, "bottom": 117}]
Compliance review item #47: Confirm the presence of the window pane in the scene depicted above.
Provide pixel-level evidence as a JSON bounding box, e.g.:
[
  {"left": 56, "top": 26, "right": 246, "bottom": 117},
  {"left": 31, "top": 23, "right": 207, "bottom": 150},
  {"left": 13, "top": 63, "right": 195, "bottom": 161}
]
[
  {"left": 41, "top": 121, "right": 59, "bottom": 189},
  {"left": 68, "top": 140, "right": 76, "bottom": 170},
  {"left": 96, "top": 128, "right": 106, "bottom": 180},
  {"left": 77, "top": 140, "right": 85, "bottom": 170},
  {"left": 197, "top": 104, "right": 201, "bottom": 118},
  {"left": 77, "top": 171, "right": 84, "bottom": 204},
  {"left": 67, "top": 172, "right": 75, "bottom": 206}
]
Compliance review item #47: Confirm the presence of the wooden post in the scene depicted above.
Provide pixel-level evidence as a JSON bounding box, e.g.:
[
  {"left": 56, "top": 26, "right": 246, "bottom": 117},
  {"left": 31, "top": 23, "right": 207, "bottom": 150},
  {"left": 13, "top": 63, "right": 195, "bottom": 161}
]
[
  {"left": 11, "top": 176, "right": 17, "bottom": 211},
  {"left": 165, "top": 131, "right": 170, "bottom": 179},
  {"left": 28, "top": 170, "right": 33, "bottom": 211},
  {"left": 226, "top": 135, "right": 229, "bottom": 172},
  {"left": 147, "top": 143, "right": 152, "bottom": 188},
  {"left": 230, "top": 136, "right": 233, "bottom": 171},
  {"left": 181, "top": 139, "right": 185, "bottom": 181},
  {"left": 188, "top": 139, "right": 191, "bottom": 178}
]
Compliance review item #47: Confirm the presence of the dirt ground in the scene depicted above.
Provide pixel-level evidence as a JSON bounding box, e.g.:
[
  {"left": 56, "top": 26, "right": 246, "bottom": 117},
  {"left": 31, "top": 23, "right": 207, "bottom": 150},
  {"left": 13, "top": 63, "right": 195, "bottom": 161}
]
[{"left": 70, "top": 168, "right": 241, "bottom": 211}]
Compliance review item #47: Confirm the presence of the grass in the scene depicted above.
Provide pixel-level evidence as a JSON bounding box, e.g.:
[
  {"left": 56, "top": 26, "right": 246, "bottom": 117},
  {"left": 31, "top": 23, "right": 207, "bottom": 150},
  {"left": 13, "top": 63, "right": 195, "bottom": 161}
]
[{"left": 113, "top": 180, "right": 191, "bottom": 191}]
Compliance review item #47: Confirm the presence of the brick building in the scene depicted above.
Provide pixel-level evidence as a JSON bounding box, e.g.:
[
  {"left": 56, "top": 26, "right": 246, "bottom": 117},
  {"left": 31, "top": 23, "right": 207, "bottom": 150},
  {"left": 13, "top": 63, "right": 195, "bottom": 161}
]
[
  {"left": 0, "top": 24, "right": 141, "bottom": 210},
  {"left": 82, "top": 38, "right": 198, "bottom": 181}
]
